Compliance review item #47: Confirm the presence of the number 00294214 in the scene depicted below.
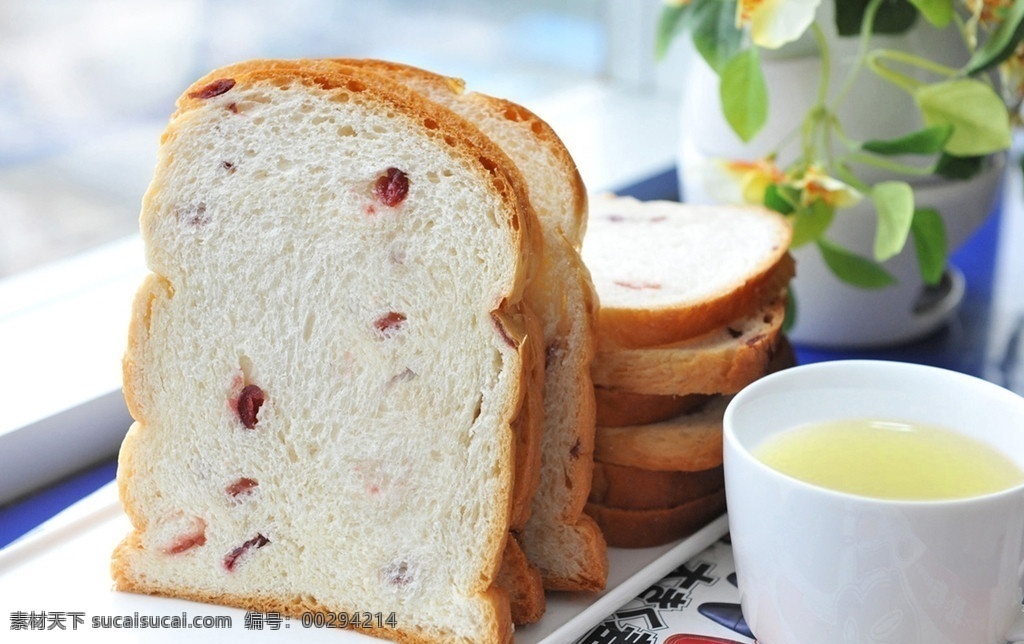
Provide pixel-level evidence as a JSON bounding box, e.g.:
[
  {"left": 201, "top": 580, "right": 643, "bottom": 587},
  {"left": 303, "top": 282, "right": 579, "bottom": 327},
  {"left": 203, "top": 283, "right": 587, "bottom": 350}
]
[{"left": 300, "top": 611, "right": 398, "bottom": 629}]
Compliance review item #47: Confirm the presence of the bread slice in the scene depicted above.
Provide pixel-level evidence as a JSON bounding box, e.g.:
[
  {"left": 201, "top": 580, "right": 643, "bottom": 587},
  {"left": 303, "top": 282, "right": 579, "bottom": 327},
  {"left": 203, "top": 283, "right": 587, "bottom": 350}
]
[
  {"left": 113, "top": 59, "right": 547, "bottom": 644},
  {"left": 594, "top": 388, "right": 710, "bottom": 427},
  {"left": 346, "top": 60, "right": 608, "bottom": 593},
  {"left": 583, "top": 194, "right": 794, "bottom": 349},
  {"left": 591, "top": 295, "right": 786, "bottom": 397},
  {"left": 590, "top": 462, "right": 723, "bottom": 511},
  {"left": 585, "top": 489, "right": 727, "bottom": 548},
  {"left": 593, "top": 396, "right": 730, "bottom": 472}
]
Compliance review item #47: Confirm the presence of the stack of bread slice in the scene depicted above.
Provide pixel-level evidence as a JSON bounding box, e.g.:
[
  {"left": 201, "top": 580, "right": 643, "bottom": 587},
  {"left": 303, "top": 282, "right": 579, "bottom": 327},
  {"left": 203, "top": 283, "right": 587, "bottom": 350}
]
[
  {"left": 112, "top": 58, "right": 605, "bottom": 644},
  {"left": 581, "top": 194, "right": 796, "bottom": 548}
]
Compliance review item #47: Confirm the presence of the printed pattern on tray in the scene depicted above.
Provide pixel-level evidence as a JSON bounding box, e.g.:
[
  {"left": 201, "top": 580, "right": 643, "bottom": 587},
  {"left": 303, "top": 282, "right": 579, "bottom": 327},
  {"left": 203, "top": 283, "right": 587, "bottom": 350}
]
[{"left": 575, "top": 539, "right": 756, "bottom": 644}]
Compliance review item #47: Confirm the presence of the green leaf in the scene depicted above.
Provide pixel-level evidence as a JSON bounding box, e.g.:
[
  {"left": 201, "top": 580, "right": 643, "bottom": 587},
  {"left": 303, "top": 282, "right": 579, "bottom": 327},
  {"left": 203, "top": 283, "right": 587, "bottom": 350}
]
[
  {"left": 720, "top": 48, "right": 768, "bottom": 142},
  {"left": 933, "top": 153, "right": 985, "bottom": 179},
  {"left": 764, "top": 183, "right": 797, "bottom": 215},
  {"left": 691, "top": 0, "right": 742, "bottom": 73},
  {"left": 655, "top": 4, "right": 690, "bottom": 60},
  {"left": 861, "top": 125, "right": 952, "bottom": 155},
  {"left": 910, "top": 207, "right": 948, "bottom": 284},
  {"left": 872, "top": 181, "right": 915, "bottom": 261},
  {"left": 818, "top": 238, "right": 897, "bottom": 288},
  {"left": 790, "top": 200, "right": 836, "bottom": 248},
  {"left": 783, "top": 290, "right": 797, "bottom": 332},
  {"left": 907, "top": 0, "right": 954, "bottom": 28},
  {"left": 964, "top": 0, "right": 1024, "bottom": 75},
  {"left": 834, "top": 0, "right": 918, "bottom": 37},
  {"left": 915, "top": 79, "right": 1011, "bottom": 156}
]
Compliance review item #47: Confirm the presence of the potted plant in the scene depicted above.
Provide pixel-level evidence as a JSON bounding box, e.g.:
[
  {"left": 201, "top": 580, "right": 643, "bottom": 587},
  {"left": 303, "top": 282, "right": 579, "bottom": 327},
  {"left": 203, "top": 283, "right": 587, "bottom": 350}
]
[{"left": 657, "top": 0, "right": 1024, "bottom": 346}]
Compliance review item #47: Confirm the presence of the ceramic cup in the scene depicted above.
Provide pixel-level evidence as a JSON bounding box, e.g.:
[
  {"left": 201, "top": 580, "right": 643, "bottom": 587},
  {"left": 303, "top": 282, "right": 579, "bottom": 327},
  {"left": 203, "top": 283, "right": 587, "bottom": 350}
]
[{"left": 723, "top": 360, "right": 1024, "bottom": 644}]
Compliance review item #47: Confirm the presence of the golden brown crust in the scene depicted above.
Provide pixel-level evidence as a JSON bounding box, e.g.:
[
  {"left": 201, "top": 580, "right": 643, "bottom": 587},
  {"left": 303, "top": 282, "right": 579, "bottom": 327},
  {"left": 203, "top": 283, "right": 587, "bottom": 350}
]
[
  {"left": 533, "top": 513, "right": 609, "bottom": 592},
  {"left": 465, "top": 93, "right": 588, "bottom": 247},
  {"left": 595, "top": 388, "right": 711, "bottom": 427},
  {"left": 596, "top": 253, "right": 795, "bottom": 350},
  {"left": 585, "top": 490, "right": 727, "bottom": 548},
  {"left": 593, "top": 396, "right": 729, "bottom": 472},
  {"left": 591, "top": 296, "right": 787, "bottom": 397},
  {"left": 499, "top": 302, "right": 545, "bottom": 533},
  {"left": 495, "top": 534, "right": 545, "bottom": 625},
  {"left": 590, "top": 463, "right": 724, "bottom": 511}
]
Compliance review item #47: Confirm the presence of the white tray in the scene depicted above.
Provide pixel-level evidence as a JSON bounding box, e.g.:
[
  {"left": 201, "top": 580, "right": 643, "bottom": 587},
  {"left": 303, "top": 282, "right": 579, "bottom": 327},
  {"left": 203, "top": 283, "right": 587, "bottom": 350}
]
[{"left": 0, "top": 482, "right": 729, "bottom": 642}]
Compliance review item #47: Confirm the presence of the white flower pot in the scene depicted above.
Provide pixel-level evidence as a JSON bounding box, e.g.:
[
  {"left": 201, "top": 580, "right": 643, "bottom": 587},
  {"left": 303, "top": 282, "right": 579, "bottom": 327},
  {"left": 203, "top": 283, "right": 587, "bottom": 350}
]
[{"left": 677, "top": 17, "right": 1005, "bottom": 348}]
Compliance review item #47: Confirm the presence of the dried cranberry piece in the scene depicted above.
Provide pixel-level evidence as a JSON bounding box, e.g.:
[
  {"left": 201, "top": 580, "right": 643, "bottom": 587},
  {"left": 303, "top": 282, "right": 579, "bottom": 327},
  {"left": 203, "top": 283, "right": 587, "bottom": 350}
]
[
  {"left": 374, "top": 312, "right": 407, "bottom": 337},
  {"left": 226, "top": 477, "right": 259, "bottom": 498},
  {"left": 223, "top": 533, "right": 270, "bottom": 572},
  {"left": 373, "top": 168, "right": 410, "bottom": 207},
  {"left": 189, "top": 78, "right": 236, "bottom": 99},
  {"left": 163, "top": 519, "right": 207, "bottom": 555},
  {"left": 237, "top": 385, "right": 265, "bottom": 429}
]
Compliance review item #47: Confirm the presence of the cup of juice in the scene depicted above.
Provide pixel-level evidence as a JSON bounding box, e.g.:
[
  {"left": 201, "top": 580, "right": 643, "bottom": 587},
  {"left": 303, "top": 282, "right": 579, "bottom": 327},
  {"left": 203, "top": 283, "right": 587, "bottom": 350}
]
[{"left": 723, "top": 359, "right": 1024, "bottom": 644}]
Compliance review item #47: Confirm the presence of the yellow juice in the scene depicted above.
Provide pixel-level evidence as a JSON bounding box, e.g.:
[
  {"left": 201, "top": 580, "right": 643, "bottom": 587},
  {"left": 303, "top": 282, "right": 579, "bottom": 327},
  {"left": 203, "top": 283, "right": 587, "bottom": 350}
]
[{"left": 753, "top": 418, "right": 1024, "bottom": 500}]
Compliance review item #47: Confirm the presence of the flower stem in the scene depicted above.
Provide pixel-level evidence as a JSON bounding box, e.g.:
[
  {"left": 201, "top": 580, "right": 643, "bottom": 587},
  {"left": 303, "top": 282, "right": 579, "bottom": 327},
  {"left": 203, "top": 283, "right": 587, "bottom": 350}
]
[
  {"left": 831, "top": 0, "right": 884, "bottom": 108},
  {"left": 867, "top": 48, "right": 959, "bottom": 93},
  {"left": 800, "top": 24, "right": 833, "bottom": 168}
]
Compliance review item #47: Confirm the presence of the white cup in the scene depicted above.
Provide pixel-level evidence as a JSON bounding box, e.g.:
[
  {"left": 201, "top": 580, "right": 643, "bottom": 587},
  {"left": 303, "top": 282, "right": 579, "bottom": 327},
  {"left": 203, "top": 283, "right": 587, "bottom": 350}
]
[{"left": 723, "top": 360, "right": 1024, "bottom": 644}]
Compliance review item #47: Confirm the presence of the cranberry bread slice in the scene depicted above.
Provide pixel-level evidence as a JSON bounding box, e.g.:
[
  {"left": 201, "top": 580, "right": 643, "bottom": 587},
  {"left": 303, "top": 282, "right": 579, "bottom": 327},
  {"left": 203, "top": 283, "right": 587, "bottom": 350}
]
[
  {"left": 349, "top": 60, "right": 608, "bottom": 593},
  {"left": 590, "top": 462, "right": 724, "bottom": 511},
  {"left": 113, "top": 59, "right": 545, "bottom": 644},
  {"left": 585, "top": 490, "right": 727, "bottom": 548},
  {"left": 594, "top": 388, "right": 710, "bottom": 427},
  {"left": 584, "top": 194, "right": 794, "bottom": 349},
  {"left": 591, "top": 295, "right": 786, "bottom": 397},
  {"left": 594, "top": 334, "right": 796, "bottom": 426},
  {"left": 593, "top": 395, "right": 731, "bottom": 472}
]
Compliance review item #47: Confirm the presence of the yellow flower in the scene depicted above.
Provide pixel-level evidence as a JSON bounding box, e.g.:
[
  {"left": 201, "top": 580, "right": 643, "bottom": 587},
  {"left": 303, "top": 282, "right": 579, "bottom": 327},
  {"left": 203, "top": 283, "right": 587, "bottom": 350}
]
[
  {"left": 717, "top": 157, "right": 786, "bottom": 204},
  {"left": 792, "top": 166, "right": 862, "bottom": 208},
  {"left": 964, "top": 0, "right": 1014, "bottom": 26},
  {"left": 737, "top": 0, "right": 822, "bottom": 49}
]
